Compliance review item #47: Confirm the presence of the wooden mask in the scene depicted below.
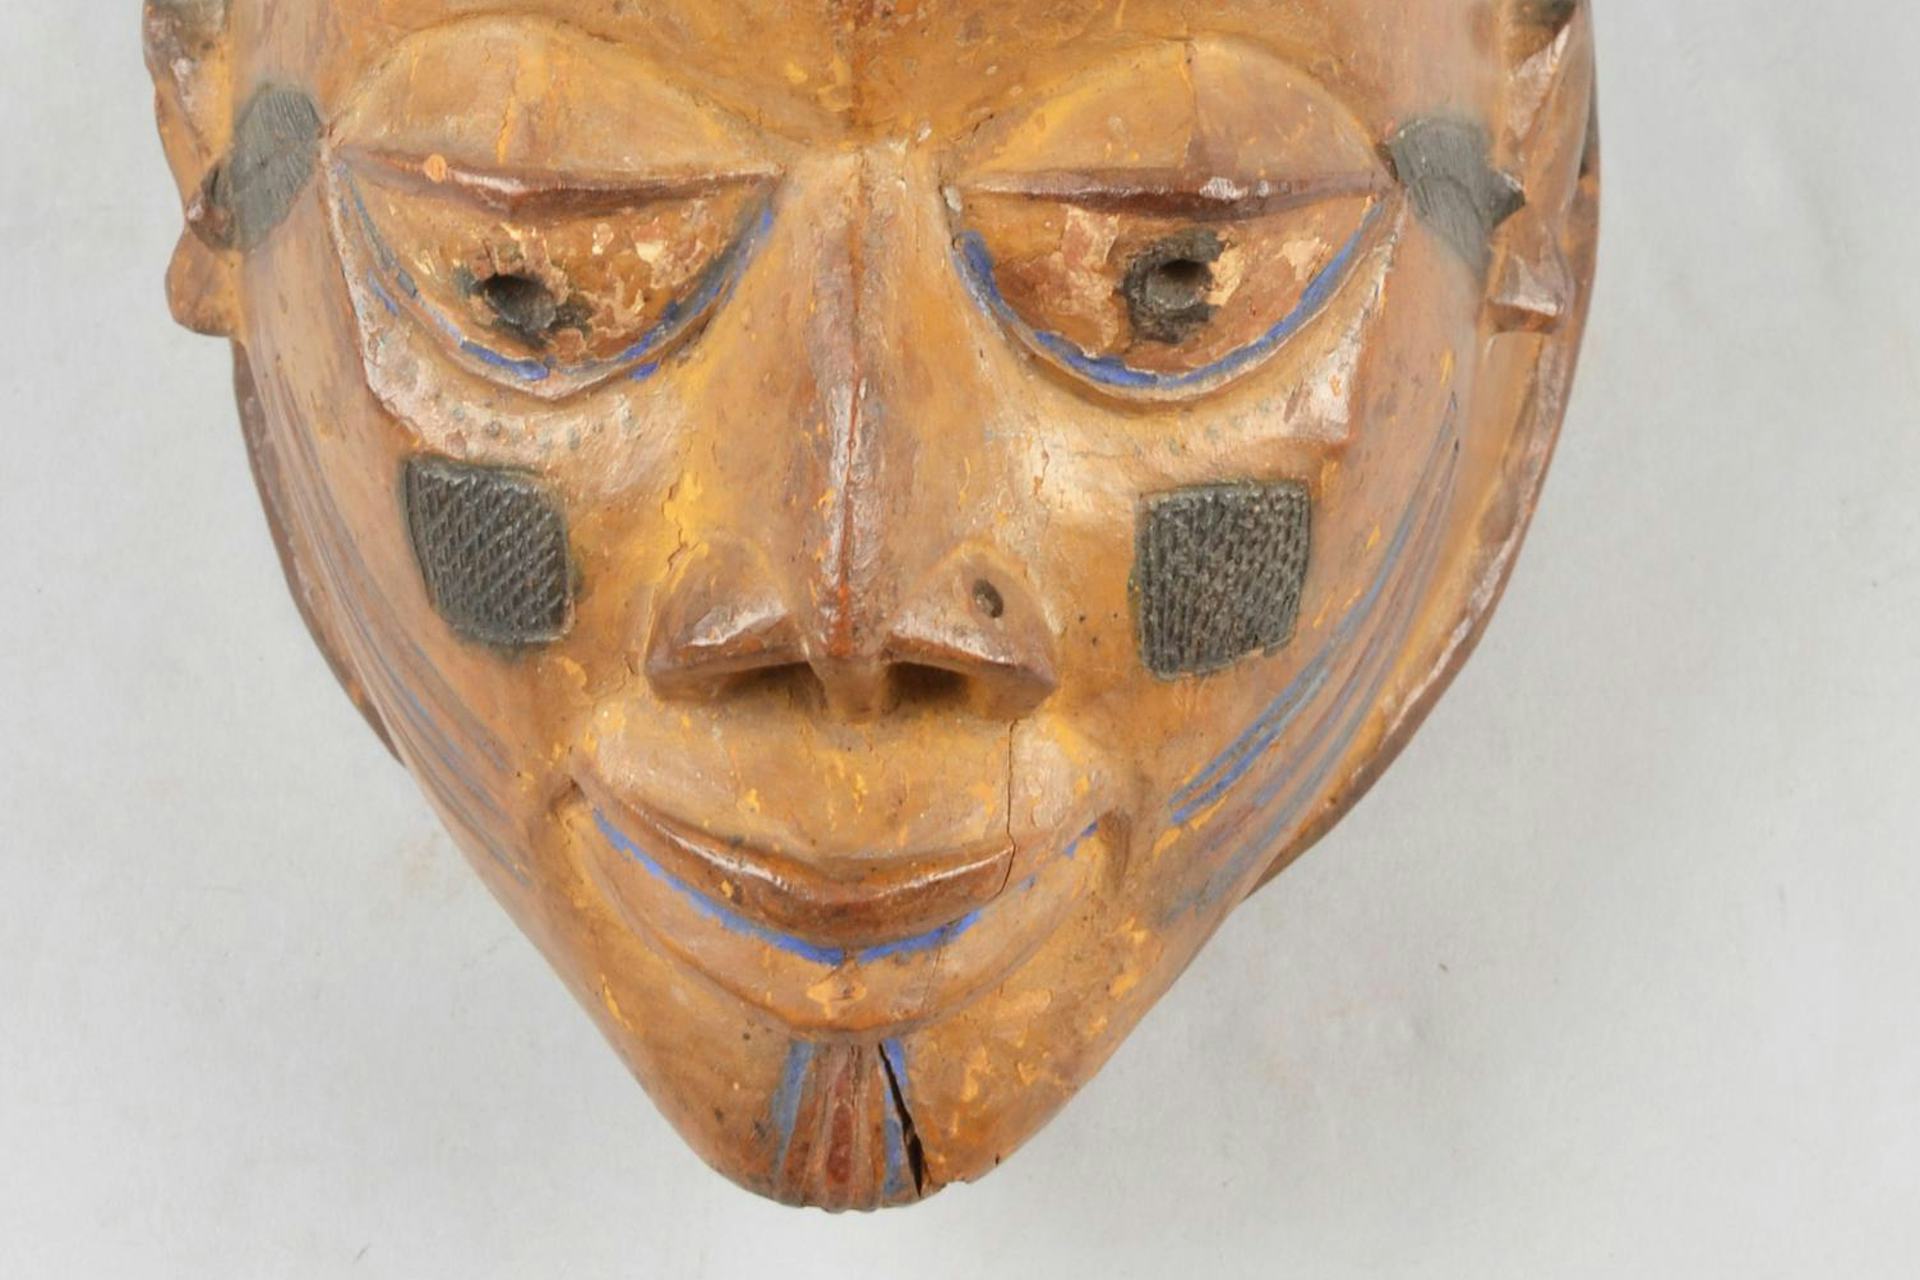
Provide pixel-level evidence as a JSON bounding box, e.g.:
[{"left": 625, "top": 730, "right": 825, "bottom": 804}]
[{"left": 145, "top": 0, "right": 1599, "bottom": 1210}]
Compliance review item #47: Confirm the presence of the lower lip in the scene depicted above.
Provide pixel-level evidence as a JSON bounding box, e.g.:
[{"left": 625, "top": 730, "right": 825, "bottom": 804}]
[{"left": 567, "top": 794, "right": 1101, "bottom": 1034}]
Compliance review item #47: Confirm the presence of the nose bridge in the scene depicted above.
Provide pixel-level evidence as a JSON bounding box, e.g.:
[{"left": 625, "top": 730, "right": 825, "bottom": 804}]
[
  {"left": 645, "top": 143, "right": 1058, "bottom": 720},
  {"left": 798, "top": 142, "right": 924, "bottom": 666}
]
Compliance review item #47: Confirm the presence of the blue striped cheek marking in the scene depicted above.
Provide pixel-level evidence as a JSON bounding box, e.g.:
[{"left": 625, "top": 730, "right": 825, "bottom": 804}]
[
  {"left": 1179, "top": 453, "right": 1457, "bottom": 915},
  {"left": 1158, "top": 426, "right": 1462, "bottom": 922},
  {"left": 1166, "top": 418, "right": 1458, "bottom": 826}
]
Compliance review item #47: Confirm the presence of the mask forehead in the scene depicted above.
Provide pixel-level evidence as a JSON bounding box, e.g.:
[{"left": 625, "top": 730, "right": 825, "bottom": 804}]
[{"left": 236, "top": 0, "right": 1501, "bottom": 143}]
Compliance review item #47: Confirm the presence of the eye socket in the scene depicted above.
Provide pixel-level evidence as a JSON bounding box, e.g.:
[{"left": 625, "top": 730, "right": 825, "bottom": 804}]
[
  {"left": 952, "top": 187, "right": 1382, "bottom": 400},
  {"left": 331, "top": 154, "right": 772, "bottom": 399},
  {"left": 943, "top": 38, "right": 1393, "bottom": 401}
]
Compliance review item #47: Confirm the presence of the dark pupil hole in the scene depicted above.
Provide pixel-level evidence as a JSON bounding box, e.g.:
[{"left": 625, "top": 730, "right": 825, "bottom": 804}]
[
  {"left": 1147, "top": 259, "right": 1211, "bottom": 309},
  {"left": 972, "top": 579, "right": 1006, "bottom": 620},
  {"left": 1123, "top": 230, "right": 1223, "bottom": 345},
  {"left": 477, "top": 273, "right": 559, "bottom": 342}
]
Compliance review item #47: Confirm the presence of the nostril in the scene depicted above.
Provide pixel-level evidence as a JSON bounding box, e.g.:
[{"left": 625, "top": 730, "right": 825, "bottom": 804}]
[
  {"left": 890, "top": 663, "right": 971, "bottom": 709},
  {"left": 643, "top": 549, "right": 807, "bottom": 703},
  {"left": 880, "top": 559, "right": 1059, "bottom": 720},
  {"left": 723, "top": 661, "right": 830, "bottom": 710},
  {"left": 646, "top": 542, "right": 1057, "bottom": 719},
  {"left": 971, "top": 579, "right": 1006, "bottom": 621}
]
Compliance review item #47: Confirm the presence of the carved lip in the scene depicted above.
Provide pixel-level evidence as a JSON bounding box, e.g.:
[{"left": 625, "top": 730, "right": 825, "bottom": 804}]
[{"left": 574, "top": 774, "right": 1016, "bottom": 950}]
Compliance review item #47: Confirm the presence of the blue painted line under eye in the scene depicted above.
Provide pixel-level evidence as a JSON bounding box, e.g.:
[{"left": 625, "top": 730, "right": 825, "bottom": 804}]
[
  {"left": 459, "top": 340, "right": 552, "bottom": 382},
  {"left": 615, "top": 203, "right": 775, "bottom": 382},
  {"left": 956, "top": 202, "right": 1380, "bottom": 392},
  {"left": 340, "top": 177, "right": 402, "bottom": 276},
  {"left": 452, "top": 198, "right": 769, "bottom": 386},
  {"left": 337, "top": 166, "right": 772, "bottom": 388}
]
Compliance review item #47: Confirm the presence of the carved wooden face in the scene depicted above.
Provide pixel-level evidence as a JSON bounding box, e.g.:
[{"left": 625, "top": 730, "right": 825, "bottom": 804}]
[{"left": 147, "top": 0, "right": 1597, "bottom": 1209}]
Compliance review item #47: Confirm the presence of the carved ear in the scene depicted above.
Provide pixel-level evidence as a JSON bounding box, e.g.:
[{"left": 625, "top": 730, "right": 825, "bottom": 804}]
[
  {"left": 1486, "top": 0, "right": 1594, "bottom": 334},
  {"left": 145, "top": 0, "right": 239, "bottom": 336}
]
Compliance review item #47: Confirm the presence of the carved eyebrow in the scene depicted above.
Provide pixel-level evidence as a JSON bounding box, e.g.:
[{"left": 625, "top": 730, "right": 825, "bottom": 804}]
[
  {"left": 338, "top": 145, "right": 779, "bottom": 218},
  {"left": 955, "top": 167, "right": 1390, "bottom": 220}
]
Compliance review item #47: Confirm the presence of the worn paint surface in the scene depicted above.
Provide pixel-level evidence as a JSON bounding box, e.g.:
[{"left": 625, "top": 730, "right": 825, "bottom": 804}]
[{"left": 145, "top": 0, "right": 1599, "bottom": 1211}]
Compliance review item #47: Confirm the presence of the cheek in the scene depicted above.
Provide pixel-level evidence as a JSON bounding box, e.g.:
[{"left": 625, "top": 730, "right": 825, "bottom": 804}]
[
  {"left": 1049, "top": 266, "right": 1469, "bottom": 882},
  {"left": 239, "top": 212, "right": 596, "bottom": 867}
]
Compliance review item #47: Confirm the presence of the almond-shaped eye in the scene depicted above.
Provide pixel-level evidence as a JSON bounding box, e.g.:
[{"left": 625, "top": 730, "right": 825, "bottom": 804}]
[
  {"left": 952, "top": 187, "right": 1382, "bottom": 400},
  {"left": 332, "top": 156, "right": 772, "bottom": 400}
]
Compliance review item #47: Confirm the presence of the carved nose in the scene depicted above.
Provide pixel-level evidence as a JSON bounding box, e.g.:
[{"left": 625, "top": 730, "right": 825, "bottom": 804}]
[{"left": 645, "top": 541, "right": 1057, "bottom": 721}]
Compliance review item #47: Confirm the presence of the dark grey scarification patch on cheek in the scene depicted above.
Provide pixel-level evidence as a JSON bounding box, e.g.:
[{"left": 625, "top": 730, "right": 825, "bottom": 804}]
[
  {"left": 1134, "top": 482, "right": 1313, "bottom": 679},
  {"left": 217, "top": 85, "right": 322, "bottom": 251},
  {"left": 1386, "top": 117, "right": 1525, "bottom": 272},
  {"left": 404, "top": 458, "right": 574, "bottom": 649}
]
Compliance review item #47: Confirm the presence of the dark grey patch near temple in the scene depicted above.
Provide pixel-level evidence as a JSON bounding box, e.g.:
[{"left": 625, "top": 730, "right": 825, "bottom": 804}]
[
  {"left": 404, "top": 457, "right": 574, "bottom": 649},
  {"left": 1122, "top": 229, "right": 1224, "bottom": 344},
  {"left": 1386, "top": 117, "right": 1525, "bottom": 272},
  {"left": 1515, "top": 0, "right": 1578, "bottom": 42},
  {"left": 1507, "top": 0, "right": 1579, "bottom": 67},
  {"left": 220, "top": 85, "right": 323, "bottom": 251},
  {"left": 1134, "top": 481, "right": 1312, "bottom": 679},
  {"left": 145, "top": 0, "right": 231, "bottom": 62}
]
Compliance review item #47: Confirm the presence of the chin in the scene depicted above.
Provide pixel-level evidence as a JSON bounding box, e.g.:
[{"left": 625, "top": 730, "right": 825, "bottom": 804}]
[
  {"left": 511, "top": 814, "right": 1111, "bottom": 1209},
  {"left": 529, "top": 767, "right": 1125, "bottom": 1208}
]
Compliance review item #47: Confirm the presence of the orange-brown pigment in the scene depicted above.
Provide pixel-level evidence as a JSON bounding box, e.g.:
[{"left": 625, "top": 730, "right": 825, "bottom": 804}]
[{"left": 146, "top": 0, "right": 1598, "bottom": 1210}]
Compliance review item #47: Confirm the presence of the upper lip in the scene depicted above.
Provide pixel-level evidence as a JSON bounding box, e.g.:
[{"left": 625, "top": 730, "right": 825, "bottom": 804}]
[{"left": 578, "top": 776, "right": 1016, "bottom": 948}]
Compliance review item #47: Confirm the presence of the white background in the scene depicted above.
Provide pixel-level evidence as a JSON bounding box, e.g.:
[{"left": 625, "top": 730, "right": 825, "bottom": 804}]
[{"left": 4, "top": 4, "right": 1918, "bottom": 1276}]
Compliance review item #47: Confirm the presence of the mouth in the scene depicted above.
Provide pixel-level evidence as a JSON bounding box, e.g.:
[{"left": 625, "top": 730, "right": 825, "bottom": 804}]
[
  {"left": 581, "top": 778, "right": 1020, "bottom": 950},
  {"left": 566, "top": 773, "right": 1103, "bottom": 1033}
]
